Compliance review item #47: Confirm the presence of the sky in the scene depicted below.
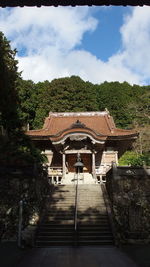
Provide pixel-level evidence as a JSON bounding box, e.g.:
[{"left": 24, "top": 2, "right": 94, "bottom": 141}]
[{"left": 0, "top": 6, "right": 150, "bottom": 85}]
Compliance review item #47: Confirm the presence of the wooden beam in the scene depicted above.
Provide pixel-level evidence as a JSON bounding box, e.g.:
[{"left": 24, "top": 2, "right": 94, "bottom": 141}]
[{"left": 0, "top": 0, "right": 149, "bottom": 7}]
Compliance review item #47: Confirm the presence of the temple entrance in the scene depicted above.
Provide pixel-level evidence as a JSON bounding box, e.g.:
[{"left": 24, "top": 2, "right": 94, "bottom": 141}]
[{"left": 66, "top": 153, "right": 92, "bottom": 173}]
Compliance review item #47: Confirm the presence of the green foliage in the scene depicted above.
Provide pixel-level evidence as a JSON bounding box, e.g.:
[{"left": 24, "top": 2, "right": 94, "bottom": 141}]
[
  {"left": 17, "top": 79, "right": 37, "bottom": 129},
  {"left": 17, "top": 74, "right": 150, "bottom": 134},
  {"left": 128, "top": 86, "right": 150, "bottom": 126},
  {"left": 96, "top": 81, "right": 133, "bottom": 128},
  {"left": 33, "top": 76, "right": 98, "bottom": 128},
  {"left": 119, "top": 151, "right": 150, "bottom": 166},
  {"left": 0, "top": 31, "right": 21, "bottom": 134},
  {"left": 0, "top": 32, "right": 49, "bottom": 240},
  {"left": 0, "top": 32, "right": 45, "bottom": 167}
]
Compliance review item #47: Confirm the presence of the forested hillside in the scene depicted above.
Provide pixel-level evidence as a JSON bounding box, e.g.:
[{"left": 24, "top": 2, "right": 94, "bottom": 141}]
[
  {"left": 17, "top": 75, "right": 150, "bottom": 164},
  {"left": 18, "top": 77, "right": 150, "bottom": 130}
]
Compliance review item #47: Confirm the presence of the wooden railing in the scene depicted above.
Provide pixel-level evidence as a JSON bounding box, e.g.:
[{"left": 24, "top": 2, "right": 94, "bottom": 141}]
[
  {"left": 47, "top": 167, "right": 63, "bottom": 184},
  {"left": 48, "top": 166, "right": 63, "bottom": 175}
]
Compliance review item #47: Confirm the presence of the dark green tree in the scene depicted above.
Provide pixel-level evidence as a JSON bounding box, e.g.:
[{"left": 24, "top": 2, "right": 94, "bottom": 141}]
[
  {"left": 97, "top": 82, "right": 132, "bottom": 128},
  {"left": 96, "top": 81, "right": 133, "bottom": 128},
  {"left": 0, "top": 32, "right": 45, "bottom": 165},
  {"left": 33, "top": 76, "right": 98, "bottom": 128},
  {"left": 17, "top": 79, "right": 38, "bottom": 129},
  {"left": 0, "top": 32, "right": 48, "bottom": 241},
  {"left": 128, "top": 85, "right": 150, "bottom": 126},
  {"left": 0, "top": 31, "right": 21, "bottom": 134}
]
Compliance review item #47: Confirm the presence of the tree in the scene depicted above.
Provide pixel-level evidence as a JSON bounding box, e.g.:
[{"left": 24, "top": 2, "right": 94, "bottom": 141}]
[
  {"left": 96, "top": 81, "right": 133, "bottom": 128},
  {"left": 128, "top": 86, "right": 150, "bottom": 127},
  {"left": 33, "top": 76, "right": 98, "bottom": 128},
  {"left": 0, "top": 32, "right": 46, "bottom": 166},
  {"left": 17, "top": 79, "right": 38, "bottom": 129},
  {"left": 0, "top": 31, "right": 21, "bottom": 134},
  {"left": 0, "top": 32, "right": 48, "bottom": 241}
]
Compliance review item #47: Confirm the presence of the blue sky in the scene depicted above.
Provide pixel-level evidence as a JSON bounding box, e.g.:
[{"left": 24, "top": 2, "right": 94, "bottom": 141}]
[
  {"left": 0, "top": 6, "right": 150, "bottom": 85},
  {"left": 81, "top": 7, "right": 127, "bottom": 61}
]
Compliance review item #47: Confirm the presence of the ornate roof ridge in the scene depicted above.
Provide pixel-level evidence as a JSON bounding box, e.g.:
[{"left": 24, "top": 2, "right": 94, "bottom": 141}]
[{"left": 48, "top": 111, "right": 108, "bottom": 117}]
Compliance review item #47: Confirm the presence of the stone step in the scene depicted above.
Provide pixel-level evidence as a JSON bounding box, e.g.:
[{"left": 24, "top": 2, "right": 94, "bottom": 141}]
[
  {"left": 35, "top": 239, "right": 114, "bottom": 247},
  {"left": 45, "top": 212, "right": 75, "bottom": 216},
  {"left": 43, "top": 218, "right": 74, "bottom": 222},
  {"left": 77, "top": 230, "right": 112, "bottom": 235},
  {"left": 40, "top": 221, "right": 110, "bottom": 227},
  {"left": 41, "top": 220, "right": 109, "bottom": 225},
  {"left": 38, "top": 225, "right": 74, "bottom": 230},
  {"left": 37, "top": 231, "right": 74, "bottom": 236},
  {"left": 35, "top": 184, "right": 114, "bottom": 247},
  {"left": 78, "top": 209, "right": 107, "bottom": 212},
  {"left": 77, "top": 240, "right": 114, "bottom": 246},
  {"left": 49, "top": 194, "right": 75, "bottom": 197},
  {"left": 49, "top": 202, "right": 75, "bottom": 205},
  {"left": 78, "top": 237, "right": 114, "bottom": 242},
  {"left": 79, "top": 226, "right": 111, "bottom": 231},
  {"left": 38, "top": 227, "right": 112, "bottom": 233},
  {"left": 36, "top": 235, "right": 113, "bottom": 243},
  {"left": 35, "top": 240, "right": 75, "bottom": 247},
  {"left": 37, "top": 230, "right": 112, "bottom": 236},
  {"left": 40, "top": 220, "right": 74, "bottom": 225},
  {"left": 37, "top": 235, "right": 74, "bottom": 241},
  {"left": 48, "top": 197, "right": 76, "bottom": 200},
  {"left": 77, "top": 219, "right": 110, "bottom": 223},
  {"left": 47, "top": 207, "right": 74, "bottom": 210},
  {"left": 44, "top": 214, "right": 108, "bottom": 219}
]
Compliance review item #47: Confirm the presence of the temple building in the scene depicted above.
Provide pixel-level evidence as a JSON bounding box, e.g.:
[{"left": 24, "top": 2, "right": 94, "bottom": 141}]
[{"left": 26, "top": 111, "right": 138, "bottom": 184}]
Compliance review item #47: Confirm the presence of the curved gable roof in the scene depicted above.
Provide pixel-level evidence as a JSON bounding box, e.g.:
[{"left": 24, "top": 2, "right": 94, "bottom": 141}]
[{"left": 26, "top": 111, "right": 138, "bottom": 142}]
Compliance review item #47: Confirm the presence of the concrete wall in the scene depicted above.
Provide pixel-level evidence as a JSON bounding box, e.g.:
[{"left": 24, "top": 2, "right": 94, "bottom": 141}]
[{"left": 106, "top": 165, "right": 150, "bottom": 244}]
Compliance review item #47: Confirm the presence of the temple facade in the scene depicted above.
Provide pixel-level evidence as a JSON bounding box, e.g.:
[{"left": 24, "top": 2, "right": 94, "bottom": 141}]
[{"left": 26, "top": 111, "right": 138, "bottom": 184}]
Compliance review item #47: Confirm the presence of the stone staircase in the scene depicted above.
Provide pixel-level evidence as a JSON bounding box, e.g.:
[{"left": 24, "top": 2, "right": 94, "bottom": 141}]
[
  {"left": 35, "top": 184, "right": 114, "bottom": 247},
  {"left": 35, "top": 185, "right": 76, "bottom": 247},
  {"left": 77, "top": 184, "right": 114, "bottom": 245}
]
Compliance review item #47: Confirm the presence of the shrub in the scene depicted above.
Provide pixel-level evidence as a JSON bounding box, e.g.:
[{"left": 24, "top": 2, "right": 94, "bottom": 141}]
[{"left": 119, "top": 151, "right": 150, "bottom": 167}]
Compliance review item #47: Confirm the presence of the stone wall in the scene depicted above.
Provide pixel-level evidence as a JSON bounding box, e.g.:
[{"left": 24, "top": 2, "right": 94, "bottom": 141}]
[
  {"left": 0, "top": 164, "right": 48, "bottom": 243},
  {"left": 106, "top": 165, "right": 150, "bottom": 244}
]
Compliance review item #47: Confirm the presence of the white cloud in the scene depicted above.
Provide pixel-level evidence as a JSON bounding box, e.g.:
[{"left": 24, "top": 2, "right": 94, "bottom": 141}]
[
  {"left": 120, "top": 7, "right": 150, "bottom": 79},
  {"left": 1, "top": 6, "right": 150, "bottom": 85},
  {"left": 17, "top": 49, "right": 140, "bottom": 84},
  {"left": 0, "top": 7, "right": 97, "bottom": 53}
]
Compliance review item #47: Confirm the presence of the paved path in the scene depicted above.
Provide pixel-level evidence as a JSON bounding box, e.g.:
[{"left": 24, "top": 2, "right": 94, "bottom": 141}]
[{"left": 17, "top": 246, "right": 138, "bottom": 267}]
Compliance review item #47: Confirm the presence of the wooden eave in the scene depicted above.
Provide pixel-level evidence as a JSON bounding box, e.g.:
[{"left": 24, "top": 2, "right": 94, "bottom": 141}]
[
  {"left": 107, "top": 132, "right": 139, "bottom": 140},
  {"left": 0, "top": 0, "right": 149, "bottom": 7},
  {"left": 50, "top": 128, "right": 107, "bottom": 143},
  {"left": 28, "top": 135, "right": 50, "bottom": 140},
  {"left": 27, "top": 129, "right": 138, "bottom": 142}
]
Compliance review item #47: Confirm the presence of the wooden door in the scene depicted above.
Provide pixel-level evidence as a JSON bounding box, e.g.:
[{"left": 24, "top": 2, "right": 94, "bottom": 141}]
[{"left": 66, "top": 154, "right": 92, "bottom": 173}]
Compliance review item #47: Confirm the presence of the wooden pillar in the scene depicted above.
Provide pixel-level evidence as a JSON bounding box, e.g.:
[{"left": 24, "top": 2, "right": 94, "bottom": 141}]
[
  {"left": 92, "top": 151, "right": 96, "bottom": 178},
  {"left": 115, "top": 151, "right": 118, "bottom": 165},
  {"left": 62, "top": 153, "right": 66, "bottom": 179}
]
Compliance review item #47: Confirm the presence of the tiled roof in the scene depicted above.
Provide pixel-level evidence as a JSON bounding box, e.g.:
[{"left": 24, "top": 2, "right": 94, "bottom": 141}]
[
  {"left": 26, "top": 111, "right": 138, "bottom": 142},
  {"left": 0, "top": 0, "right": 149, "bottom": 7}
]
